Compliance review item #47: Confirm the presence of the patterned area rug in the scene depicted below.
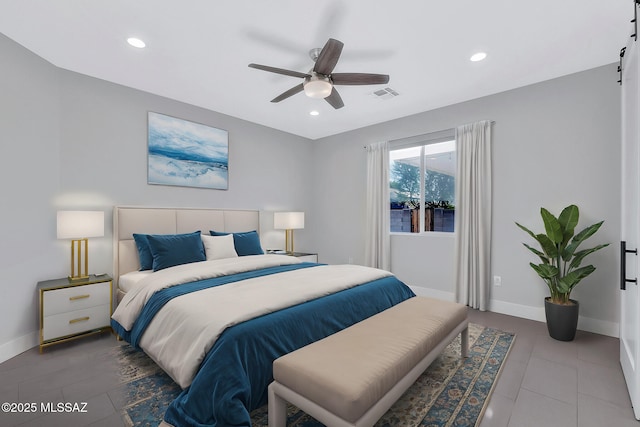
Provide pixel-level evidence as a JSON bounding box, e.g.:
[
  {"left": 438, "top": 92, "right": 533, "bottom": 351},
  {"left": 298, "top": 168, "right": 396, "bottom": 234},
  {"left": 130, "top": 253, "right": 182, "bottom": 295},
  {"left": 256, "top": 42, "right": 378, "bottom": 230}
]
[{"left": 114, "top": 323, "right": 514, "bottom": 427}]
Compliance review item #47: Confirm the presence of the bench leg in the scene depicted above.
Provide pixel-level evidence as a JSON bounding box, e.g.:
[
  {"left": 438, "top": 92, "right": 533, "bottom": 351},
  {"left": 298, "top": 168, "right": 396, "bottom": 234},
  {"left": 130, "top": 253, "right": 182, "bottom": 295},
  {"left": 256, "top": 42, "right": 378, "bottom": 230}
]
[
  {"left": 268, "top": 382, "right": 287, "bottom": 427},
  {"left": 461, "top": 325, "right": 469, "bottom": 358}
]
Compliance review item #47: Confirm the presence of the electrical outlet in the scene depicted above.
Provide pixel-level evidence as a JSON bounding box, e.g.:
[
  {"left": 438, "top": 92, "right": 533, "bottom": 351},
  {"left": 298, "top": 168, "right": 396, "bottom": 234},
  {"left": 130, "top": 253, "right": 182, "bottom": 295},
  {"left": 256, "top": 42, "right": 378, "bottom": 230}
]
[{"left": 493, "top": 276, "right": 502, "bottom": 286}]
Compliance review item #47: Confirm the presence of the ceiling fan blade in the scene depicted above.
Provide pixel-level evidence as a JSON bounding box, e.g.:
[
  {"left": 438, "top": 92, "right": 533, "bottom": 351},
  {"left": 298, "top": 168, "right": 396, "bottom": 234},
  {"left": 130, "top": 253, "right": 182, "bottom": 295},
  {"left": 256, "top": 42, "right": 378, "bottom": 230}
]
[
  {"left": 248, "top": 63, "right": 310, "bottom": 79},
  {"left": 271, "top": 84, "right": 305, "bottom": 103},
  {"left": 325, "top": 87, "right": 344, "bottom": 109},
  {"left": 314, "top": 38, "right": 344, "bottom": 75},
  {"left": 331, "top": 73, "right": 390, "bottom": 85}
]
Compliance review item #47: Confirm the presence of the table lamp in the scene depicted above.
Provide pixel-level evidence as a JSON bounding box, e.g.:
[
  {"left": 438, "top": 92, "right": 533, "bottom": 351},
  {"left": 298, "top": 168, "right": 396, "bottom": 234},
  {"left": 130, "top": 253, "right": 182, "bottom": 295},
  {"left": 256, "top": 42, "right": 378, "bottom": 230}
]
[
  {"left": 274, "top": 212, "right": 304, "bottom": 253},
  {"left": 57, "top": 211, "right": 104, "bottom": 281}
]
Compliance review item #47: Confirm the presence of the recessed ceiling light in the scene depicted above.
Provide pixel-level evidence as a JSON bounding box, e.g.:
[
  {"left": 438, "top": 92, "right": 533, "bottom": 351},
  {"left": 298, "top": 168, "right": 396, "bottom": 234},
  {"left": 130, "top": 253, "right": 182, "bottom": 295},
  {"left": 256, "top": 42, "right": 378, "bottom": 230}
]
[
  {"left": 309, "top": 111, "right": 320, "bottom": 116},
  {"left": 470, "top": 52, "right": 487, "bottom": 62},
  {"left": 127, "top": 37, "right": 146, "bottom": 48}
]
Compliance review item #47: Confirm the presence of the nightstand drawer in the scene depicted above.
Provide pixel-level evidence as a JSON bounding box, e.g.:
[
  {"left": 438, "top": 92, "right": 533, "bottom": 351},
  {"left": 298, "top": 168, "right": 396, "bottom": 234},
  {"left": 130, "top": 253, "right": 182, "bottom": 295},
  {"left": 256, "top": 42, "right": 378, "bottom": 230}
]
[
  {"left": 42, "top": 281, "right": 111, "bottom": 317},
  {"left": 42, "top": 304, "right": 110, "bottom": 342}
]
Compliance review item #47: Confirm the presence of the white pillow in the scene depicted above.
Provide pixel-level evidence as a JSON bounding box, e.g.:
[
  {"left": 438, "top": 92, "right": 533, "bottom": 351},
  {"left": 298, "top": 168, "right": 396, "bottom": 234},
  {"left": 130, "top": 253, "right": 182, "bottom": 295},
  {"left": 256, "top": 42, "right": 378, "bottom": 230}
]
[{"left": 201, "top": 234, "right": 238, "bottom": 261}]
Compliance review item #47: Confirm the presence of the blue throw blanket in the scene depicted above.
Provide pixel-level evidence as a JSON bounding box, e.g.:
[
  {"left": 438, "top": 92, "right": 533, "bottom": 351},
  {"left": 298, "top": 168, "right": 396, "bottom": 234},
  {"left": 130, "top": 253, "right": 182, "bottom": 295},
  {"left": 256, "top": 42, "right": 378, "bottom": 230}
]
[{"left": 164, "top": 275, "right": 415, "bottom": 427}]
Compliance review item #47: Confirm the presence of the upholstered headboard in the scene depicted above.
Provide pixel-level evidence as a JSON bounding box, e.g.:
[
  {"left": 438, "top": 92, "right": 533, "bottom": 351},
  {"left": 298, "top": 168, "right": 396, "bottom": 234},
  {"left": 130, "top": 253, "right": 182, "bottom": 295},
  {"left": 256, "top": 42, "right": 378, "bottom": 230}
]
[{"left": 113, "top": 206, "right": 260, "bottom": 286}]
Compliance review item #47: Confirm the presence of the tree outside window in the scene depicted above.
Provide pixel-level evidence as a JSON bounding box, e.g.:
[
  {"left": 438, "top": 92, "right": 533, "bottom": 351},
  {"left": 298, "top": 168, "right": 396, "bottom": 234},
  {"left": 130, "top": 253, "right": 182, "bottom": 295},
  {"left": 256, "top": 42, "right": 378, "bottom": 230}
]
[{"left": 390, "top": 141, "right": 456, "bottom": 233}]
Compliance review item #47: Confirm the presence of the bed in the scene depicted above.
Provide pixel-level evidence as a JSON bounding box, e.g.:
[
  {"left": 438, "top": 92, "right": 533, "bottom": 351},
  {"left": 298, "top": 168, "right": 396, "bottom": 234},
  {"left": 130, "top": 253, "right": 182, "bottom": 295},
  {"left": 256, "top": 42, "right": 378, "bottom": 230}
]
[{"left": 111, "top": 206, "right": 416, "bottom": 427}]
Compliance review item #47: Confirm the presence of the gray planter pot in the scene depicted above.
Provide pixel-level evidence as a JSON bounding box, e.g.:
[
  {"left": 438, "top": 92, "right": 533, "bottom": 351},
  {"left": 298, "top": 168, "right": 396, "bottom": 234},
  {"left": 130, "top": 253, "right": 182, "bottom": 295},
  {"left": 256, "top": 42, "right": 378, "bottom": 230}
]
[{"left": 544, "top": 297, "right": 579, "bottom": 341}]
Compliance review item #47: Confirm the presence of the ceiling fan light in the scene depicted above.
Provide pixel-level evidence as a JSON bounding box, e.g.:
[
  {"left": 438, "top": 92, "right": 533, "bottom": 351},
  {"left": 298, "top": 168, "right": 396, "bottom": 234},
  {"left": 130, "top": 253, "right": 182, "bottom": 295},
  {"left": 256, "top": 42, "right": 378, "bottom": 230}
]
[
  {"left": 470, "top": 52, "right": 487, "bottom": 62},
  {"left": 304, "top": 78, "right": 332, "bottom": 99},
  {"left": 127, "top": 37, "right": 146, "bottom": 48}
]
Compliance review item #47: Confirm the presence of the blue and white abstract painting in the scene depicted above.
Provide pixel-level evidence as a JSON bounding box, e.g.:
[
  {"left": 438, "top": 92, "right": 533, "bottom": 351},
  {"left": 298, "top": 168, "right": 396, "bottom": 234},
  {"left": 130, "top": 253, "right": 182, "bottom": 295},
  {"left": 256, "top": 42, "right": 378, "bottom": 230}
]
[{"left": 148, "top": 112, "right": 229, "bottom": 190}]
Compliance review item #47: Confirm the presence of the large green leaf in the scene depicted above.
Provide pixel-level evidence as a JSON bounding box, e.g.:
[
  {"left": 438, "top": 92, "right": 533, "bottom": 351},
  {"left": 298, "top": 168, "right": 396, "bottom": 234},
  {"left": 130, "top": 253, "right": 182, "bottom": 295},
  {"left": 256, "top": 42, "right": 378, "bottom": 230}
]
[
  {"left": 557, "top": 265, "right": 596, "bottom": 293},
  {"left": 541, "top": 208, "right": 563, "bottom": 244},
  {"left": 530, "top": 263, "right": 559, "bottom": 279},
  {"left": 516, "top": 222, "right": 539, "bottom": 242},
  {"left": 537, "top": 234, "right": 558, "bottom": 258},
  {"left": 568, "top": 244, "right": 610, "bottom": 270},
  {"left": 558, "top": 205, "right": 579, "bottom": 246},
  {"left": 523, "top": 243, "right": 550, "bottom": 264},
  {"left": 517, "top": 221, "right": 557, "bottom": 260},
  {"left": 563, "top": 221, "right": 605, "bottom": 261}
]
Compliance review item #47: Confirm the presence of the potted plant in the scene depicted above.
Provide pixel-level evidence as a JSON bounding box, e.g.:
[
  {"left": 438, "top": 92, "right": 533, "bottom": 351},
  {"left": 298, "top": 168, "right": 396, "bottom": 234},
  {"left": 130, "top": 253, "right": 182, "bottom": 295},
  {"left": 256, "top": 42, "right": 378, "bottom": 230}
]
[{"left": 516, "top": 204, "right": 608, "bottom": 341}]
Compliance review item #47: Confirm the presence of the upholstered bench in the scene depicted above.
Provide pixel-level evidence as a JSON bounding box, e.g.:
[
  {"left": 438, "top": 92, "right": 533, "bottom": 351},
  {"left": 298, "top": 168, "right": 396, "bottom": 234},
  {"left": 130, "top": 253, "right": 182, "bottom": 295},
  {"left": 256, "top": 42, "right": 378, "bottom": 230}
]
[{"left": 268, "top": 296, "right": 468, "bottom": 427}]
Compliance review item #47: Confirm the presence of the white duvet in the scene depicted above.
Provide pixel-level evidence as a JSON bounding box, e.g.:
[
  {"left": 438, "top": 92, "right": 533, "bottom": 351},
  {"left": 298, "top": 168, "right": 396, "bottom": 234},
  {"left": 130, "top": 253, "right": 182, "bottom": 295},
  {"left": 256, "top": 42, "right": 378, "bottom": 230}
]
[{"left": 112, "top": 255, "right": 391, "bottom": 388}]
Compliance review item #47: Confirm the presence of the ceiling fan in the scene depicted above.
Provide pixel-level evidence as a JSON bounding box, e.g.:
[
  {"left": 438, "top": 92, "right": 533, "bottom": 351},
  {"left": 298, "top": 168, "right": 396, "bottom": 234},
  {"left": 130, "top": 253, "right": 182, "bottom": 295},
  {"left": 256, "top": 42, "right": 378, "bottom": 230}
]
[{"left": 248, "top": 38, "right": 389, "bottom": 109}]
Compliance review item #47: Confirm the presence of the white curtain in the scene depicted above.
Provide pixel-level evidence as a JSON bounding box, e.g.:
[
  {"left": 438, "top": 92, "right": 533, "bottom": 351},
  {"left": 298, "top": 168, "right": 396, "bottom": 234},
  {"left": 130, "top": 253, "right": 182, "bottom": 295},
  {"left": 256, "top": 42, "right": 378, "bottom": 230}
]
[
  {"left": 454, "top": 121, "right": 492, "bottom": 310},
  {"left": 365, "top": 141, "right": 391, "bottom": 270}
]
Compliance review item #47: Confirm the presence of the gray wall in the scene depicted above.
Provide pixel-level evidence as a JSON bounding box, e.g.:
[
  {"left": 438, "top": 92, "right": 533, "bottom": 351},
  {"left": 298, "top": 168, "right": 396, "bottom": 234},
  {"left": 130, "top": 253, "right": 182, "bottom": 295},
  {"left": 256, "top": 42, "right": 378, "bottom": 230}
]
[
  {"left": 311, "top": 64, "right": 621, "bottom": 336},
  {"left": 0, "top": 34, "right": 313, "bottom": 361},
  {"left": 0, "top": 34, "right": 63, "bottom": 360}
]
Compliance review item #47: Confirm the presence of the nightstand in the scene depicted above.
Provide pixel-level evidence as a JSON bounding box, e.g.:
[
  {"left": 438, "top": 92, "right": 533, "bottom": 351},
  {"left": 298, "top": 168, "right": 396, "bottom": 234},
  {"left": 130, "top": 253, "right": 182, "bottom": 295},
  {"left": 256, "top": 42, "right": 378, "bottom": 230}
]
[
  {"left": 37, "top": 274, "right": 113, "bottom": 352},
  {"left": 266, "top": 250, "right": 318, "bottom": 262},
  {"left": 288, "top": 252, "right": 318, "bottom": 263}
]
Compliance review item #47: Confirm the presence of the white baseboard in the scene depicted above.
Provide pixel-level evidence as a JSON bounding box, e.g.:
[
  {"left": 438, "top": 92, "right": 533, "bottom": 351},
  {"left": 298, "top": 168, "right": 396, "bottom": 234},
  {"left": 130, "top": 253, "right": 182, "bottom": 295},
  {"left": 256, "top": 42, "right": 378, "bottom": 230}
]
[
  {"left": 488, "top": 299, "right": 546, "bottom": 324},
  {"left": 409, "top": 286, "right": 455, "bottom": 301},
  {"left": 409, "top": 286, "right": 619, "bottom": 338},
  {"left": 0, "top": 331, "right": 39, "bottom": 364},
  {"left": 576, "top": 316, "right": 619, "bottom": 338},
  {"left": 489, "top": 298, "right": 620, "bottom": 338}
]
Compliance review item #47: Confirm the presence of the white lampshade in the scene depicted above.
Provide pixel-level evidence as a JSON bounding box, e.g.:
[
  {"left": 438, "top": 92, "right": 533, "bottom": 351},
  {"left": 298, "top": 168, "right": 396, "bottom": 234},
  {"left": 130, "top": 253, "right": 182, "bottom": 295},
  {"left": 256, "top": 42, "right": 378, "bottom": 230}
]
[
  {"left": 57, "top": 211, "right": 105, "bottom": 239},
  {"left": 274, "top": 212, "right": 305, "bottom": 230},
  {"left": 303, "top": 78, "right": 332, "bottom": 99}
]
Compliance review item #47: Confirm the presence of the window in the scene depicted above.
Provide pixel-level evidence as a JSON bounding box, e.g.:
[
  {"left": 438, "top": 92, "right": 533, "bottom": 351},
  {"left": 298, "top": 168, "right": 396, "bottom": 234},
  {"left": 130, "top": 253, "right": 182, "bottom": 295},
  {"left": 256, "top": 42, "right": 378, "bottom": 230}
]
[{"left": 389, "top": 130, "right": 456, "bottom": 233}]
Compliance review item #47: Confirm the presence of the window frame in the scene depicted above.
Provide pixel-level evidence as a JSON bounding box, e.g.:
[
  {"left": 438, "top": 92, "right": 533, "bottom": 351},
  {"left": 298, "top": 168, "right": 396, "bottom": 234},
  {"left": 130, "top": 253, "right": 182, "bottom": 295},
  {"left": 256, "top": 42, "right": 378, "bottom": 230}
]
[{"left": 389, "top": 128, "right": 456, "bottom": 235}]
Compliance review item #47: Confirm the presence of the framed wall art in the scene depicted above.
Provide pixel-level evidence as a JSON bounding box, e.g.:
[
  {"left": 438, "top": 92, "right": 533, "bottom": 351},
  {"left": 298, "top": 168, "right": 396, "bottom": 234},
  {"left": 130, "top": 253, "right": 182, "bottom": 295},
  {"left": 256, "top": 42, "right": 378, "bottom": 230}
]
[{"left": 147, "top": 112, "right": 229, "bottom": 190}]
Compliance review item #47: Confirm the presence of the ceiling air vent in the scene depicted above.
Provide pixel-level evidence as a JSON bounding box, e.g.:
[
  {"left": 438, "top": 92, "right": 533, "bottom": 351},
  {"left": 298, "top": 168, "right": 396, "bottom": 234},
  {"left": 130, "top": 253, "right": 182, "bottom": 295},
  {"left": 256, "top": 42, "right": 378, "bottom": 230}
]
[{"left": 372, "top": 87, "right": 399, "bottom": 100}]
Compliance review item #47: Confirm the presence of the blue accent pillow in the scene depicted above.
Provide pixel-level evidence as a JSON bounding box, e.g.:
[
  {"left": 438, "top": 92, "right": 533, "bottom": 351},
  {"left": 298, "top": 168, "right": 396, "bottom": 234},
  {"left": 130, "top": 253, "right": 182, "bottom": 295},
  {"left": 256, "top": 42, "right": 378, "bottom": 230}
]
[
  {"left": 146, "top": 231, "right": 206, "bottom": 271},
  {"left": 133, "top": 233, "right": 153, "bottom": 271},
  {"left": 210, "top": 230, "right": 264, "bottom": 256}
]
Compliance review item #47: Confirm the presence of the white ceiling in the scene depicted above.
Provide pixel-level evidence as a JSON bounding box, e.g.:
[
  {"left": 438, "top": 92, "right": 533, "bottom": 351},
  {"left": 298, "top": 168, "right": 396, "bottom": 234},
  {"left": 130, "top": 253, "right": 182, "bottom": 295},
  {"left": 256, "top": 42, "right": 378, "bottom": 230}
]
[{"left": 0, "top": 1, "right": 632, "bottom": 140}]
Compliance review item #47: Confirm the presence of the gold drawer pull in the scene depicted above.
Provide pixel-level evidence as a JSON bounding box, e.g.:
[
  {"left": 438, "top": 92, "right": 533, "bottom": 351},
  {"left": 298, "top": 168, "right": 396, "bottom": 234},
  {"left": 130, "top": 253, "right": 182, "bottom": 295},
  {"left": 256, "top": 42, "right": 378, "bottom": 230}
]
[
  {"left": 69, "top": 294, "right": 90, "bottom": 301},
  {"left": 69, "top": 316, "right": 90, "bottom": 324}
]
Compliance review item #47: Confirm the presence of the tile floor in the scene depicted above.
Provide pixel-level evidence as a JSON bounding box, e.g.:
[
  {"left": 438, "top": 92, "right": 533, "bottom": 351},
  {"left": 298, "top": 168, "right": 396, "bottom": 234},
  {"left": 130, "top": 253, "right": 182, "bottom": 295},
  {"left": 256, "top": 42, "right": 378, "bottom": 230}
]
[
  {"left": 469, "top": 310, "right": 638, "bottom": 427},
  {"left": 0, "top": 309, "right": 636, "bottom": 426}
]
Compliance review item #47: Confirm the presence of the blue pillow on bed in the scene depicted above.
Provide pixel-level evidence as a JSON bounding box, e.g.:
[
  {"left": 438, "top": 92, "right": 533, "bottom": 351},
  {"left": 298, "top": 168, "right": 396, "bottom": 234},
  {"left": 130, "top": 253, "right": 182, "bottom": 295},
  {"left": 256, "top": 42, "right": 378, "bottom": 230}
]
[
  {"left": 146, "top": 231, "right": 206, "bottom": 271},
  {"left": 133, "top": 233, "right": 154, "bottom": 271},
  {"left": 210, "top": 230, "right": 264, "bottom": 256}
]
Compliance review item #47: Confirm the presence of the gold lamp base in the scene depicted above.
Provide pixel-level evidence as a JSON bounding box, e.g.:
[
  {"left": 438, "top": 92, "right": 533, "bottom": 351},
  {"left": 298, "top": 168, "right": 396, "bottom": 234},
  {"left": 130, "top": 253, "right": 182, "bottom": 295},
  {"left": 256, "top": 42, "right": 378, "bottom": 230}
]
[
  {"left": 284, "top": 229, "right": 295, "bottom": 253},
  {"left": 69, "top": 238, "right": 90, "bottom": 281}
]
